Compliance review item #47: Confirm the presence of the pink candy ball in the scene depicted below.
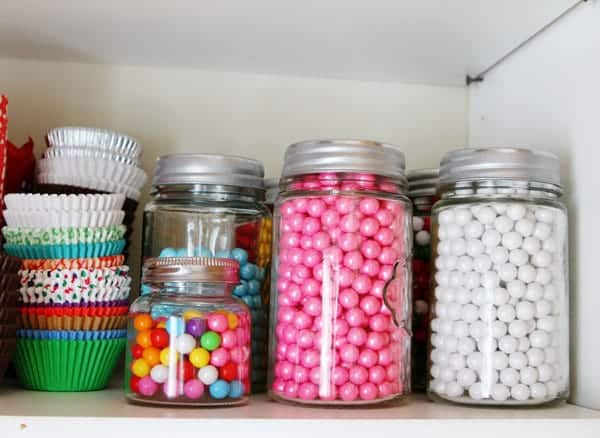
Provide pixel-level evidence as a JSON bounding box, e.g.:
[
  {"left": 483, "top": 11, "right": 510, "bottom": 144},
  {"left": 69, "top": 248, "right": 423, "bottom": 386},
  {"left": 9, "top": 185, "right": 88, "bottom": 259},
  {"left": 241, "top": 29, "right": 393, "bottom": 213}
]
[
  {"left": 332, "top": 366, "right": 349, "bottom": 385},
  {"left": 297, "top": 329, "right": 315, "bottom": 348},
  {"left": 303, "top": 217, "right": 321, "bottom": 235},
  {"left": 272, "top": 379, "right": 286, "bottom": 394},
  {"left": 138, "top": 376, "right": 159, "bottom": 396},
  {"left": 375, "top": 209, "right": 393, "bottom": 227},
  {"left": 300, "top": 235, "right": 313, "bottom": 249},
  {"left": 308, "top": 199, "right": 326, "bottom": 217},
  {"left": 339, "top": 233, "right": 360, "bottom": 252},
  {"left": 284, "top": 382, "right": 299, "bottom": 398},
  {"left": 358, "top": 349, "right": 379, "bottom": 368},
  {"left": 340, "top": 214, "right": 361, "bottom": 233},
  {"left": 298, "top": 382, "right": 319, "bottom": 400},
  {"left": 338, "top": 267, "right": 355, "bottom": 288},
  {"left": 301, "top": 279, "right": 321, "bottom": 296},
  {"left": 184, "top": 379, "right": 205, "bottom": 399},
  {"left": 378, "top": 348, "right": 393, "bottom": 366},
  {"left": 360, "top": 259, "right": 381, "bottom": 277},
  {"left": 309, "top": 366, "right": 321, "bottom": 385},
  {"left": 349, "top": 365, "right": 369, "bottom": 385},
  {"left": 293, "top": 198, "right": 308, "bottom": 212},
  {"left": 346, "top": 327, "right": 367, "bottom": 346},
  {"left": 303, "top": 297, "right": 322, "bottom": 316},
  {"left": 360, "top": 296, "right": 381, "bottom": 316},
  {"left": 369, "top": 314, "right": 390, "bottom": 332},
  {"left": 360, "top": 218, "right": 380, "bottom": 237},
  {"left": 301, "top": 349, "right": 320, "bottom": 368},
  {"left": 339, "top": 288, "right": 359, "bottom": 309},
  {"left": 293, "top": 365, "right": 309, "bottom": 383},
  {"left": 360, "top": 240, "right": 382, "bottom": 260},
  {"left": 352, "top": 275, "right": 372, "bottom": 295},
  {"left": 345, "top": 308, "right": 366, "bottom": 327},
  {"left": 359, "top": 382, "right": 378, "bottom": 401},
  {"left": 366, "top": 332, "right": 387, "bottom": 350},
  {"left": 378, "top": 247, "right": 397, "bottom": 265},
  {"left": 339, "top": 382, "right": 359, "bottom": 401},
  {"left": 339, "top": 344, "right": 360, "bottom": 363},
  {"left": 210, "top": 347, "right": 230, "bottom": 367},
  {"left": 336, "top": 198, "right": 356, "bottom": 214},
  {"left": 208, "top": 313, "right": 229, "bottom": 333},
  {"left": 321, "top": 209, "right": 340, "bottom": 228},
  {"left": 221, "top": 330, "right": 238, "bottom": 348},
  {"left": 302, "top": 249, "right": 322, "bottom": 267},
  {"left": 359, "top": 198, "right": 379, "bottom": 216},
  {"left": 312, "top": 232, "right": 331, "bottom": 250},
  {"left": 293, "top": 311, "right": 312, "bottom": 330},
  {"left": 368, "top": 365, "right": 387, "bottom": 385},
  {"left": 343, "top": 251, "right": 363, "bottom": 270},
  {"left": 374, "top": 228, "right": 394, "bottom": 246}
]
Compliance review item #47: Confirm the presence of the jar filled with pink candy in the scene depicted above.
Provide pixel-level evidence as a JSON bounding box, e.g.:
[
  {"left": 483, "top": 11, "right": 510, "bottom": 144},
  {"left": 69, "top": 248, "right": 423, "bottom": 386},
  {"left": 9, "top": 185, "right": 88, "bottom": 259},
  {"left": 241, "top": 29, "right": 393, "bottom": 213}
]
[{"left": 268, "top": 139, "right": 412, "bottom": 405}]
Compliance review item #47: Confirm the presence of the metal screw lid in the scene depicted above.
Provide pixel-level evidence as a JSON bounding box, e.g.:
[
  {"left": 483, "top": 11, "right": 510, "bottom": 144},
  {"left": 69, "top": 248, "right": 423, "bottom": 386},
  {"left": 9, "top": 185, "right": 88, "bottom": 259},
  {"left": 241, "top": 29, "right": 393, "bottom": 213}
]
[
  {"left": 152, "top": 154, "right": 265, "bottom": 190},
  {"left": 281, "top": 139, "right": 406, "bottom": 182},
  {"left": 407, "top": 168, "right": 439, "bottom": 197},
  {"left": 439, "top": 147, "right": 561, "bottom": 188},
  {"left": 143, "top": 257, "right": 240, "bottom": 284}
]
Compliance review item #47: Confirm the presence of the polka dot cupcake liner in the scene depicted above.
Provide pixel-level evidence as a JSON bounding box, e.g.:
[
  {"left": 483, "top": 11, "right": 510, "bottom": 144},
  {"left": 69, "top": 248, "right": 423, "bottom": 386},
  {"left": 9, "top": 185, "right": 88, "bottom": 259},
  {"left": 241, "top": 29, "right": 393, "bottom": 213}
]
[
  {"left": 19, "top": 285, "right": 131, "bottom": 304},
  {"left": 4, "top": 240, "right": 126, "bottom": 259},
  {"left": 22, "top": 255, "right": 125, "bottom": 270},
  {"left": 19, "top": 265, "right": 131, "bottom": 290},
  {"left": 2, "top": 225, "right": 126, "bottom": 245}
]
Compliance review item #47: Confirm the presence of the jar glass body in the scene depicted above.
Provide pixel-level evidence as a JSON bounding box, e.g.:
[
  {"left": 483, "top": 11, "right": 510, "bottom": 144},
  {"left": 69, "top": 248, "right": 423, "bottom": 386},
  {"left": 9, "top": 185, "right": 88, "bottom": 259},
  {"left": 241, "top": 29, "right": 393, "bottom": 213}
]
[
  {"left": 410, "top": 194, "right": 437, "bottom": 390},
  {"left": 125, "top": 282, "right": 251, "bottom": 406},
  {"left": 427, "top": 181, "right": 569, "bottom": 405},
  {"left": 268, "top": 172, "right": 412, "bottom": 405},
  {"left": 143, "top": 186, "right": 271, "bottom": 392}
]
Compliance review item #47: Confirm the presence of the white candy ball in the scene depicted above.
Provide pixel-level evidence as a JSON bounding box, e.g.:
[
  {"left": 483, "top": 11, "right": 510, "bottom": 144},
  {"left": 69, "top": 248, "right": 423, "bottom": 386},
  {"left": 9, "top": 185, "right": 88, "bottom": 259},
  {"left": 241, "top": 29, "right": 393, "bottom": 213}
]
[
  {"left": 498, "top": 335, "right": 518, "bottom": 354},
  {"left": 439, "top": 209, "right": 456, "bottom": 225},
  {"left": 449, "top": 271, "right": 464, "bottom": 288},
  {"left": 438, "top": 241, "right": 451, "bottom": 255},
  {"left": 544, "top": 347, "right": 558, "bottom": 364},
  {"left": 432, "top": 379, "right": 447, "bottom": 395},
  {"left": 502, "top": 232, "right": 523, "bottom": 251},
  {"left": 431, "top": 334, "right": 441, "bottom": 348},
  {"left": 491, "top": 383, "right": 510, "bottom": 401},
  {"left": 198, "top": 365, "right": 219, "bottom": 385},
  {"left": 494, "top": 216, "right": 514, "bottom": 234},
  {"left": 468, "top": 382, "right": 484, "bottom": 400},
  {"left": 511, "top": 383, "right": 531, "bottom": 401},
  {"left": 498, "top": 263, "right": 518, "bottom": 282},
  {"left": 438, "top": 227, "right": 448, "bottom": 241},
  {"left": 509, "top": 249, "right": 529, "bottom": 267},
  {"left": 464, "top": 272, "right": 481, "bottom": 290},
  {"left": 476, "top": 206, "right": 497, "bottom": 225},
  {"left": 508, "top": 320, "right": 529, "bottom": 338},
  {"left": 494, "top": 288, "right": 509, "bottom": 306},
  {"left": 515, "top": 219, "right": 535, "bottom": 237},
  {"left": 440, "top": 367, "right": 456, "bottom": 382},
  {"left": 479, "top": 303, "right": 497, "bottom": 323},
  {"left": 492, "top": 351, "right": 509, "bottom": 370},
  {"left": 464, "top": 221, "right": 485, "bottom": 239},
  {"left": 457, "top": 368, "right": 477, "bottom": 387},
  {"left": 520, "top": 367, "right": 538, "bottom": 385},
  {"left": 529, "top": 330, "right": 551, "bottom": 348},
  {"left": 415, "top": 230, "right": 431, "bottom": 246},
  {"left": 448, "top": 303, "right": 463, "bottom": 321},
  {"left": 534, "top": 222, "right": 552, "bottom": 241},
  {"left": 456, "top": 287, "right": 472, "bottom": 304},
  {"left": 473, "top": 254, "right": 492, "bottom": 272},
  {"left": 497, "top": 304, "right": 516, "bottom": 323},
  {"left": 457, "top": 255, "right": 473, "bottom": 272},
  {"left": 412, "top": 216, "right": 424, "bottom": 232},
  {"left": 522, "top": 237, "right": 541, "bottom": 255},
  {"left": 532, "top": 251, "right": 552, "bottom": 268},
  {"left": 471, "top": 288, "right": 489, "bottom": 306},
  {"left": 530, "top": 382, "right": 548, "bottom": 399},
  {"left": 525, "top": 282, "right": 544, "bottom": 301},
  {"left": 500, "top": 368, "right": 520, "bottom": 387},
  {"left": 175, "top": 333, "right": 196, "bottom": 354},
  {"left": 546, "top": 381, "right": 559, "bottom": 398},
  {"left": 490, "top": 247, "right": 510, "bottom": 265},
  {"left": 527, "top": 348, "right": 545, "bottom": 367},
  {"left": 467, "top": 351, "right": 483, "bottom": 370},
  {"left": 467, "top": 239, "right": 485, "bottom": 257},
  {"left": 543, "top": 284, "right": 557, "bottom": 301},
  {"left": 517, "top": 337, "right": 531, "bottom": 352},
  {"left": 431, "top": 318, "right": 440, "bottom": 332},
  {"left": 481, "top": 271, "right": 500, "bottom": 289},
  {"left": 482, "top": 229, "right": 502, "bottom": 247},
  {"left": 479, "top": 369, "right": 499, "bottom": 387},
  {"left": 461, "top": 304, "right": 479, "bottom": 323},
  {"left": 457, "top": 337, "right": 476, "bottom": 355},
  {"left": 469, "top": 320, "right": 487, "bottom": 339},
  {"left": 493, "top": 203, "right": 508, "bottom": 214},
  {"left": 507, "top": 280, "right": 526, "bottom": 299},
  {"left": 150, "top": 365, "right": 169, "bottom": 384},
  {"left": 447, "top": 224, "right": 464, "bottom": 240},
  {"left": 478, "top": 336, "right": 497, "bottom": 354},
  {"left": 430, "top": 364, "right": 440, "bottom": 378},
  {"left": 451, "top": 238, "right": 467, "bottom": 256},
  {"left": 507, "top": 204, "right": 527, "bottom": 221},
  {"left": 535, "top": 268, "right": 552, "bottom": 285},
  {"left": 543, "top": 238, "right": 557, "bottom": 253},
  {"left": 445, "top": 381, "right": 464, "bottom": 398},
  {"left": 516, "top": 301, "right": 536, "bottom": 321},
  {"left": 453, "top": 321, "right": 470, "bottom": 338},
  {"left": 449, "top": 353, "right": 467, "bottom": 371},
  {"left": 439, "top": 318, "right": 453, "bottom": 335},
  {"left": 518, "top": 265, "right": 537, "bottom": 284},
  {"left": 535, "top": 208, "right": 554, "bottom": 224},
  {"left": 435, "top": 271, "right": 450, "bottom": 286},
  {"left": 535, "top": 300, "right": 552, "bottom": 318},
  {"left": 455, "top": 208, "right": 472, "bottom": 226},
  {"left": 537, "top": 317, "right": 556, "bottom": 333},
  {"left": 492, "top": 320, "right": 508, "bottom": 338}
]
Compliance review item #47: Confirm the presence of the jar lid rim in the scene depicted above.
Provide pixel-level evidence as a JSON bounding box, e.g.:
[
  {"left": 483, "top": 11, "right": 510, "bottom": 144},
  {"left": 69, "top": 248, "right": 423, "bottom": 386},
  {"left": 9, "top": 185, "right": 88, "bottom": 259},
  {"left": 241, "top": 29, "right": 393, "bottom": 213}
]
[{"left": 143, "top": 257, "right": 240, "bottom": 284}]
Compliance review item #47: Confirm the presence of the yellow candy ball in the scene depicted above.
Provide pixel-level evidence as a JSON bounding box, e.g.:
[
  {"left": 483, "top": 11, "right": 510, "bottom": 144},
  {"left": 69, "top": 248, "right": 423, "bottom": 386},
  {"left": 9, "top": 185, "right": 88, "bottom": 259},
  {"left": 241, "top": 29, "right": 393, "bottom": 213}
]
[
  {"left": 189, "top": 348, "right": 210, "bottom": 368},
  {"left": 227, "top": 312, "right": 239, "bottom": 330},
  {"left": 159, "top": 347, "right": 178, "bottom": 366},
  {"left": 183, "top": 310, "right": 203, "bottom": 321},
  {"left": 156, "top": 321, "right": 167, "bottom": 329},
  {"left": 131, "top": 358, "right": 150, "bottom": 377}
]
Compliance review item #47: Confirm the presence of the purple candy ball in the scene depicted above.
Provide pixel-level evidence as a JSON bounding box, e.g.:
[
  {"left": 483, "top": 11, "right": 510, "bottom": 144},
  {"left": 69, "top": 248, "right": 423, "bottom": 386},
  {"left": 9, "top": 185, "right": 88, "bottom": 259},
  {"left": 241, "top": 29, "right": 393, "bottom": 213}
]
[{"left": 186, "top": 318, "right": 207, "bottom": 337}]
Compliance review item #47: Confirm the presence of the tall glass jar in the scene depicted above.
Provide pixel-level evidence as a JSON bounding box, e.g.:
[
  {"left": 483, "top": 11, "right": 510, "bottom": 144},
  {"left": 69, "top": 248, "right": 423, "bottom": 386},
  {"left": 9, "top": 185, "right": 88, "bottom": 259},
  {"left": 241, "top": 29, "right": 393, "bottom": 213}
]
[
  {"left": 125, "top": 257, "right": 251, "bottom": 406},
  {"left": 427, "top": 148, "right": 569, "bottom": 405},
  {"left": 407, "top": 168, "right": 439, "bottom": 390},
  {"left": 143, "top": 154, "right": 271, "bottom": 392},
  {"left": 268, "top": 139, "right": 412, "bottom": 405}
]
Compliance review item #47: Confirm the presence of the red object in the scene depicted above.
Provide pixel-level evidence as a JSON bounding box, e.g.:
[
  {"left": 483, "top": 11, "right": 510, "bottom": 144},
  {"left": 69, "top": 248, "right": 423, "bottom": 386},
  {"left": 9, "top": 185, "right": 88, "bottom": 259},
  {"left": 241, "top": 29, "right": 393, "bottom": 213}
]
[
  {"left": 150, "top": 328, "right": 169, "bottom": 349},
  {"left": 219, "top": 362, "right": 238, "bottom": 381},
  {"left": 180, "top": 360, "right": 195, "bottom": 381},
  {"left": 131, "top": 344, "right": 144, "bottom": 359},
  {"left": 422, "top": 216, "right": 431, "bottom": 231},
  {"left": 5, "top": 138, "right": 35, "bottom": 193},
  {"left": 130, "top": 375, "right": 141, "bottom": 393},
  {"left": 0, "top": 96, "right": 8, "bottom": 228}
]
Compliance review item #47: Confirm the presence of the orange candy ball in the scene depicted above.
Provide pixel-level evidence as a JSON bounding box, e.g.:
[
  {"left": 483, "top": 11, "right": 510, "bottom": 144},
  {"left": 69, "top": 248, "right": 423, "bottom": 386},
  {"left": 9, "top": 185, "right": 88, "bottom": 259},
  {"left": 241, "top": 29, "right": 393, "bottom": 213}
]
[
  {"left": 136, "top": 330, "right": 153, "bottom": 348},
  {"left": 133, "top": 314, "right": 153, "bottom": 331},
  {"left": 142, "top": 347, "right": 161, "bottom": 367}
]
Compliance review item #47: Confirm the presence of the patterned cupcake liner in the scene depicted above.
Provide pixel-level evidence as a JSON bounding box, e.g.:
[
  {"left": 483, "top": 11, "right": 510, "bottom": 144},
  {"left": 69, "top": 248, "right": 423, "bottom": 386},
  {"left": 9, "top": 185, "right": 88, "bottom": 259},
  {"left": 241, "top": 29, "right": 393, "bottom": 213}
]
[
  {"left": 22, "top": 255, "right": 125, "bottom": 270},
  {"left": 14, "top": 336, "right": 126, "bottom": 391},
  {"left": 4, "top": 209, "right": 125, "bottom": 228},
  {"left": 17, "top": 329, "right": 126, "bottom": 340},
  {"left": 4, "top": 240, "right": 126, "bottom": 259},
  {"left": 4, "top": 193, "right": 125, "bottom": 211},
  {"left": 19, "top": 285, "right": 131, "bottom": 304},
  {"left": 19, "top": 266, "right": 131, "bottom": 290},
  {"left": 2, "top": 225, "right": 126, "bottom": 245},
  {"left": 18, "top": 301, "right": 129, "bottom": 313},
  {"left": 19, "top": 314, "right": 128, "bottom": 331}
]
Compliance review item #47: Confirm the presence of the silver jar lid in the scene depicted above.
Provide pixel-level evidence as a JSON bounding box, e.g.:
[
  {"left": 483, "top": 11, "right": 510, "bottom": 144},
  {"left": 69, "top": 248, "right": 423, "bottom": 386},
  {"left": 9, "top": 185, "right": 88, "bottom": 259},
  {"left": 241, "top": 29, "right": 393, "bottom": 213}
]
[
  {"left": 152, "top": 154, "right": 265, "bottom": 190},
  {"left": 281, "top": 139, "right": 406, "bottom": 181},
  {"left": 407, "top": 168, "right": 439, "bottom": 197},
  {"left": 265, "top": 177, "right": 279, "bottom": 204},
  {"left": 440, "top": 147, "right": 561, "bottom": 188},
  {"left": 143, "top": 257, "right": 239, "bottom": 284}
]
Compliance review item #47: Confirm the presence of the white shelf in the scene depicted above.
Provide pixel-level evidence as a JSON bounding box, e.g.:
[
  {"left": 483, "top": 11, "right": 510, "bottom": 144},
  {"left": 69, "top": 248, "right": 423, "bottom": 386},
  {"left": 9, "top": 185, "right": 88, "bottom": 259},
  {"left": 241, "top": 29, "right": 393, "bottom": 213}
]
[
  {"left": 0, "top": 384, "right": 599, "bottom": 437},
  {"left": 0, "top": 0, "right": 578, "bottom": 85}
]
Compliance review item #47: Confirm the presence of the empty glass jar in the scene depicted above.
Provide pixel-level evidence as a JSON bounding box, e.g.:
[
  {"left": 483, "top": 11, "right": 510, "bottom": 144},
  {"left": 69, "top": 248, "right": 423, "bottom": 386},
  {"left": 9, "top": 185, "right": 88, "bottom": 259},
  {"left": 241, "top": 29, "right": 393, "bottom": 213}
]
[
  {"left": 428, "top": 148, "right": 569, "bottom": 405},
  {"left": 268, "top": 139, "right": 412, "bottom": 405},
  {"left": 143, "top": 154, "right": 271, "bottom": 392},
  {"left": 126, "top": 257, "right": 251, "bottom": 406}
]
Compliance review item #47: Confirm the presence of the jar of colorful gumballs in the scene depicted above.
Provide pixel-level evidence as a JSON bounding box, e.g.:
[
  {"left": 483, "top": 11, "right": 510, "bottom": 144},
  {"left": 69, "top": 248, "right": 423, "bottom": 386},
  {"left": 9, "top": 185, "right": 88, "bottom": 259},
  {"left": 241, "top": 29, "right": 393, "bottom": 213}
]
[
  {"left": 126, "top": 257, "right": 251, "bottom": 406},
  {"left": 428, "top": 148, "right": 569, "bottom": 406},
  {"left": 269, "top": 139, "right": 412, "bottom": 405},
  {"left": 407, "top": 168, "right": 439, "bottom": 390},
  {"left": 143, "top": 154, "right": 271, "bottom": 392}
]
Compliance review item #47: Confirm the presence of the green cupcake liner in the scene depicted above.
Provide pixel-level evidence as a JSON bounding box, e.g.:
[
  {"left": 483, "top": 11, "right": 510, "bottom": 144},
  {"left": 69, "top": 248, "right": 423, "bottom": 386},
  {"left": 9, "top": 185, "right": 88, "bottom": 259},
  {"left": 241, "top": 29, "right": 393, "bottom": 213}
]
[
  {"left": 4, "top": 240, "right": 126, "bottom": 259},
  {"left": 14, "top": 337, "right": 126, "bottom": 391},
  {"left": 2, "top": 225, "right": 126, "bottom": 245}
]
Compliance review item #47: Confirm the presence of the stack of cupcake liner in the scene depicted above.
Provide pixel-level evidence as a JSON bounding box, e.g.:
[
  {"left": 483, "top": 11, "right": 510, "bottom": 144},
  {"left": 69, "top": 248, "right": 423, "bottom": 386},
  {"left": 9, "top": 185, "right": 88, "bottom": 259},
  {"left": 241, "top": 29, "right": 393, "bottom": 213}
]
[
  {"left": 0, "top": 252, "right": 21, "bottom": 383},
  {"left": 35, "top": 127, "right": 147, "bottom": 254},
  {"left": 2, "top": 193, "right": 130, "bottom": 391}
]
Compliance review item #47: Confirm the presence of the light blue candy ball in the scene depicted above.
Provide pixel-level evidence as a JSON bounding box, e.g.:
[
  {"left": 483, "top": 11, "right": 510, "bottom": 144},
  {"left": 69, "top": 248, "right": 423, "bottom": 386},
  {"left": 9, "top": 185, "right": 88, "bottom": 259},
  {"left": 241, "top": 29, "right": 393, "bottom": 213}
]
[
  {"left": 233, "top": 283, "right": 249, "bottom": 297},
  {"left": 175, "top": 248, "right": 190, "bottom": 257},
  {"left": 140, "top": 284, "right": 152, "bottom": 296},
  {"left": 247, "top": 279, "right": 261, "bottom": 296},
  {"left": 240, "top": 263, "right": 257, "bottom": 280},
  {"left": 231, "top": 248, "right": 248, "bottom": 266},
  {"left": 228, "top": 380, "right": 244, "bottom": 398},
  {"left": 251, "top": 295, "right": 263, "bottom": 308},
  {"left": 255, "top": 267, "right": 265, "bottom": 281},
  {"left": 159, "top": 247, "right": 178, "bottom": 257},
  {"left": 209, "top": 380, "right": 230, "bottom": 399},
  {"left": 215, "top": 249, "right": 233, "bottom": 259},
  {"left": 165, "top": 316, "right": 185, "bottom": 336},
  {"left": 241, "top": 296, "right": 253, "bottom": 307}
]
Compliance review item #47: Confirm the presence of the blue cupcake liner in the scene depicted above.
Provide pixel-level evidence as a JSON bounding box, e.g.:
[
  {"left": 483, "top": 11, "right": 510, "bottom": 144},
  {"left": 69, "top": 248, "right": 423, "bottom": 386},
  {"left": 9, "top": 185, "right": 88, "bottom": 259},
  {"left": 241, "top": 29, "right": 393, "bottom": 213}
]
[
  {"left": 17, "top": 329, "right": 127, "bottom": 341},
  {"left": 4, "top": 240, "right": 126, "bottom": 259}
]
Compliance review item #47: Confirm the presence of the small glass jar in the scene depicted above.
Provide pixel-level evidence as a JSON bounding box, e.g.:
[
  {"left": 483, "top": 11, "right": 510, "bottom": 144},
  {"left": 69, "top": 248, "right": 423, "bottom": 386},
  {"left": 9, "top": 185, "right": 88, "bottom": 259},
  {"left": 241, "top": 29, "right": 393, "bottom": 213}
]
[
  {"left": 427, "top": 148, "right": 569, "bottom": 406},
  {"left": 126, "top": 257, "right": 251, "bottom": 406},
  {"left": 143, "top": 154, "right": 271, "bottom": 392},
  {"left": 268, "top": 139, "right": 412, "bottom": 406},
  {"left": 407, "top": 168, "right": 439, "bottom": 390}
]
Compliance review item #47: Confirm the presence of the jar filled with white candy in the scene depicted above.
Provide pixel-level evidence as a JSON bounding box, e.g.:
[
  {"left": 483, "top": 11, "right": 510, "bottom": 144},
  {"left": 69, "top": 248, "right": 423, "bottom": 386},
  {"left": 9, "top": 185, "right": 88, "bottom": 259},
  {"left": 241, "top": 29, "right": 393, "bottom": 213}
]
[{"left": 427, "top": 148, "right": 569, "bottom": 406}]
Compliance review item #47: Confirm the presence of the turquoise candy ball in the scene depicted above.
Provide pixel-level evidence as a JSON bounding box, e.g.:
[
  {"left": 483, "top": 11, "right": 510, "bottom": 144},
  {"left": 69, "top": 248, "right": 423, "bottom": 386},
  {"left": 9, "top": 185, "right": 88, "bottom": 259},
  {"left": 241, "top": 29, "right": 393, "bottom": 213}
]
[
  {"left": 231, "top": 248, "right": 249, "bottom": 266},
  {"left": 209, "top": 380, "right": 230, "bottom": 399},
  {"left": 159, "top": 247, "right": 178, "bottom": 257},
  {"left": 247, "top": 279, "right": 261, "bottom": 295},
  {"left": 240, "top": 263, "right": 257, "bottom": 280},
  {"left": 228, "top": 380, "right": 244, "bottom": 398},
  {"left": 233, "top": 282, "right": 249, "bottom": 297}
]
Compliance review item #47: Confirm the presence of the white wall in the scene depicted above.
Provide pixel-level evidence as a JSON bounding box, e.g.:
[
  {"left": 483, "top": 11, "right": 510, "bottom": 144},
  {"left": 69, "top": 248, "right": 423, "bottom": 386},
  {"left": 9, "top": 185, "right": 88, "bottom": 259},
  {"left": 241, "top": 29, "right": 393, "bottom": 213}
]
[
  {"left": 0, "top": 56, "right": 467, "bottom": 293},
  {"left": 469, "top": 1, "right": 600, "bottom": 409}
]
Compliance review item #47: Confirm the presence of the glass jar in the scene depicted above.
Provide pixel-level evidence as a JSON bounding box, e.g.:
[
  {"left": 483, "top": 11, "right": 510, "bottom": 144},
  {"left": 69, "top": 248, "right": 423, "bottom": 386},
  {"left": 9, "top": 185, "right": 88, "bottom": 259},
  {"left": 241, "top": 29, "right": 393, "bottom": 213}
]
[
  {"left": 268, "top": 139, "right": 412, "bottom": 405},
  {"left": 265, "top": 177, "right": 279, "bottom": 213},
  {"left": 143, "top": 154, "right": 271, "bottom": 392},
  {"left": 125, "top": 257, "right": 251, "bottom": 406},
  {"left": 407, "top": 168, "right": 439, "bottom": 391},
  {"left": 427, "top": 148, "right": 569, "bottom": 405}
]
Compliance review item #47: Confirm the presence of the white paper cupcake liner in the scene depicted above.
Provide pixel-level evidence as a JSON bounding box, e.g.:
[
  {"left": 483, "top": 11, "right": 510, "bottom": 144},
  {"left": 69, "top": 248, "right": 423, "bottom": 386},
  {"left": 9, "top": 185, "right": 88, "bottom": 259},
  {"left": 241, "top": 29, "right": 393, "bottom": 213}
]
[
  {"left": 43, "top": 146, "right": 139, "bottom": 167},
  {"left": 4, "top": 209, "right": 125, "bottom": 228},
  {"left": 4, "top": 194, "right": 125, "bottom": 211},
  {"left": 46, "top": 127, "right": 142, "bottom": 159},
  {"left": 38, "top": 157, "right": 147, "bottom": 190},
  {"left": 19, "top": 266, "right": 131, "bottom": 290},
  {"left": 36, "top": 173, "right": 141, "bottom": 201},
  {"left": 19, "top": 285, "right": 131, "bottom": 304}
]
